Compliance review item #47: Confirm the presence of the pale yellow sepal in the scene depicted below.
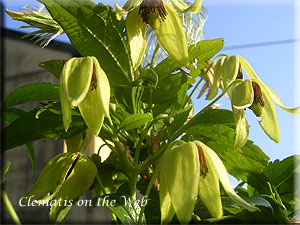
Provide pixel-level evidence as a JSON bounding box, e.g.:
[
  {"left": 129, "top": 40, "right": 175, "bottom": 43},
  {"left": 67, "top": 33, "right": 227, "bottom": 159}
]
[
  {"left": 238, "top": 56, "right": 300, "bottom": 114},
  {"left": 160, "top": 142, "right": 199, "bottom": 224},
  {"left": 194, "top": 141, "right": 223, "bottom": 219},
  {"left": 62, "top": 57, "right": 93, "bottom": 107},
  {"left": 231, "top": 79, "right": 254, "bottom": 110},
  {"left": 184, "top": 0, "right": 203, "bottom": 14},
  {"left": 160, "top": 152, "right": 176, "bottom": 224},
  {"left": 194, "top": 141, "right": 259, "bottom": 213},
  {"left": 155, "top": 2, "right": 189, "bottom": 67},
  {"left": 206, "top": 57, "right": 225, "bottom": 100},
  {"left": 115, "top": 3, "right": 127, "bottom": 21},
  {"left": 232, "top": 107, "right": 249, "bottom": 149},
  {"left": 221, "top": 55, "right": 239, "bottom": 89},
  {"left": 92, "top": 57, "right": 110, "bottom": 118},
  {"left": 126, "top": 8, "right": 147, "bottom": 71},
  {"left": 60, "top": 75, "right": 72, "bottom": 132},
  {"left": 252, "top": 79, "right": 280, "bottom": 143}
]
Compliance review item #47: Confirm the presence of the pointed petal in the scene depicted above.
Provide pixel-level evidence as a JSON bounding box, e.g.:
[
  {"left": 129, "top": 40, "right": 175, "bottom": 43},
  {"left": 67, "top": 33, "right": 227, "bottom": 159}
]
[
  {"left": 184, "top": 0, "right": 203, "bottom": 14},
  {"left": 160, "top": 153, "right": 175, "bottom": 224},
  {"left": 78, "top": 58, "right": 109, "bottom": 135},
  {"left": 206, "top": 57, "right": 225, "bottom": 100},
  {"left": 163, "top": 142, "right": 199, "bottom": 224},
  {"left": 62, "top": 57, "right": 93, "bottom": 107},
  {"left": 78, "top": 90, "right": 105, "bottom": 136},
  {"left": 203, "top": 145, "right": 259, "bottom": 212},
  {"left": 194, "top": 141, "right": 223, "bottom": 219},
  {"left": 264, "top": 86, "right": 300, "bottom": 114},
  {"left": 231, "top": 79, "right": 254, "bottom": 109},
  {"left": 239, "top": 56, "right": 300, "bottom": 114},
  {"left": 126, "top": 8, "right": 147, "bottom": 71},
  {"left": 169, "top": 0, "right": 188, "bottom": 12},
  {"left": 221, "top": 56, "right": 240, "bottom": 89},
  {"left": 115, "top": 3, "right": 127, "bottom": 21},
  {"left": 155, "top": 2, "right": 189, "bottom": 67},
  {"left": 232, "top": 107, "right": 249, "bottom": 149},
  {"left": 60, "top": 75, "right": 72, "bottom": 132},
  {"left": 24, "top": 153, "right": 75, "bottom": 202},
  {"left": 92, "top": 57, "right": 110, "bottom": 117},
  {"left": 251, "top": 79, "right": 280, "bottom": 143}
]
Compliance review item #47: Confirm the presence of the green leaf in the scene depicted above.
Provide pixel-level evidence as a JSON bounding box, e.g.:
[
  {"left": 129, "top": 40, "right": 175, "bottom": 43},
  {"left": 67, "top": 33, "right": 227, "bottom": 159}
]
[
  {"left": 187, "top": 38, "right": 225, "bottom": 75},
  {"left": 3, "top": 83, "right": 60, "bottom": 108},
  {"left": 184, "top": 109, "right": 269, "bottom": 181},
  {"left": 2, "top": 108, "right": 86, "bottom": 152},
  {"left": 236, "top": 196, "right": 290, "bottom": 224},
  {"left": 119, "top": 113, "right": 152, "bottom": 130},
  {"left": 2, "top": 108, "right": 26, "bottom": 124},
  {"left": 39, "top": 0, "right": 132, "bottom": 87},
  {"left": 264, "top": 155, "right": 300, "bottom": 188},
  {"left": 92, "top": 159, "right": 128, "bottom": 195},
  {"left": 167, "top": 105, "right": 192, "bottom": 135},
  {"left": 97, "top": 193, "right": 146, "bottom": 224},
  {"left": 2, "top": 108, "right": 36, "bottom": 176},
  {"left": 149, "top": 70, "right": 187, "bottom": 105},
  {"left": 39, "top": 59, "right": 66, "bottom": 79}
]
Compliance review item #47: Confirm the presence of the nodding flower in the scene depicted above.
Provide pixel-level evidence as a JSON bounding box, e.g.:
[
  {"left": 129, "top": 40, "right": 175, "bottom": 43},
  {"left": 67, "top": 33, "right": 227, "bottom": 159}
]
[
  {"left": 60, "top": 56, "right": 110, "bottom": 136},
  {"left": 207, "top": 55, "right": 300, "bottom": 148},
  {"left": 115, "top": 0, "right": 203, "bottom": 70},
  {"left": 159, "top": 141, "right": 258, "bottom": 224}
]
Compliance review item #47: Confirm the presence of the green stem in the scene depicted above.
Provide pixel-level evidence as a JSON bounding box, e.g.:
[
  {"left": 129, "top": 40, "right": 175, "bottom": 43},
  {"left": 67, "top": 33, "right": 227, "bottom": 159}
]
[
  {"left": 95, "top": 173, "right": 106, "bottom": 195},
  {"left": 169, "top": 79, "right": 243, "bottom": 143},
  {"left": 138, "top": 161, "right": 162, "bottom": 224},
  {"left": 133, "top": 115, "right": 169, "bottom": 167},
  {"left": 129, "top": 169, "right": 139, "bottom": 200},
  {"left": 183, "top": 75, "right": 204, "bottom": 109},
  {"left": 1, "top": 190, "right": 21, "bottom": 225},
  {"left": 112, "top": 137, "right": 133, "bottom": 176},
  {"left": 150, "top": 44, "right": 160, "bottom": 69}
]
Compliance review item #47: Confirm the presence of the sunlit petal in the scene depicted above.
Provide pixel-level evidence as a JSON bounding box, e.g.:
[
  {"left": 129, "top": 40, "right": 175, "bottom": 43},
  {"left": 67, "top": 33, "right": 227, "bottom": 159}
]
[
  {"left": 155, "top": 2, "right": 189, "bottom": 67},
  {"left": 126, "top": 8, "right": 147, "bottom": 71}
]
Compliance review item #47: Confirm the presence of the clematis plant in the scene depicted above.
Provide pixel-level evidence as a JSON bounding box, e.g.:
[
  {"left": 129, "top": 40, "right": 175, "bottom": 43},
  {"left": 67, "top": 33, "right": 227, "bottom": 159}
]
[{"left": 3, "top": 0, "right": 300, "bottom": 224}]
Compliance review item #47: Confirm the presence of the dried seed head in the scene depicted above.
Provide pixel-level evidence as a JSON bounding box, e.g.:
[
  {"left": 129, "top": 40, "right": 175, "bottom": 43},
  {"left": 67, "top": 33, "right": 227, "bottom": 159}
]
[
  {"left": 196, "top": 145, "right": 208, "bottom": 178},
  {"left": 139, "top": 0, "right": 167, "bottom": 28}
]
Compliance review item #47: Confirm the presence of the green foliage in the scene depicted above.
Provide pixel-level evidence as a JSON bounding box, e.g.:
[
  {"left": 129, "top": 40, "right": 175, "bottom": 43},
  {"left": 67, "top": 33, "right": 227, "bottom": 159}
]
[
  {"left": 3, "top": 83, "right": 59, "bottom": 108},
  {"left": 38, "top": 0, "right": 132, "bottom": 86},
  {"left": 2, "top": 108, "right": 86, "bottom": 152}
]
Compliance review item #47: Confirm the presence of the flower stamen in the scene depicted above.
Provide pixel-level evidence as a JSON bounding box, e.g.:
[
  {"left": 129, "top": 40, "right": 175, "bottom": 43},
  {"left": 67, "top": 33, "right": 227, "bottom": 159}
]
[
  {"left": 138, "top": 0, "right": 167, "bottom": 25},
  {"left": 196, "top": 145, "right": 208, "bottom": 178}
]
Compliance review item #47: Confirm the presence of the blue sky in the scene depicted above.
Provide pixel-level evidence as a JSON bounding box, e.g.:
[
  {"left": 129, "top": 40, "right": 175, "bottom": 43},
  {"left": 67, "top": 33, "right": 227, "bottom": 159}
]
[{"left": 2, "top": 0, "right": 299, "bottom": 162}]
